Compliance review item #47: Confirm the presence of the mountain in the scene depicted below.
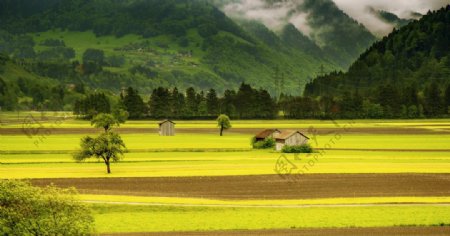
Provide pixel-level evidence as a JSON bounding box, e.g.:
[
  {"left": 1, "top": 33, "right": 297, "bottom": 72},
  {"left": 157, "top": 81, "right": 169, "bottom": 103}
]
[
  {"left": 375, "top": 10, "right": 412, "bottom": 29},
  {"left": 303, "top": 6, "right": 450, "bottom": 117},
  {"left": 216, "top": 0, "right": 378, "bottom": 68},
  {"left": 0, "top": 0, "right": 344, "bottom": 103}
]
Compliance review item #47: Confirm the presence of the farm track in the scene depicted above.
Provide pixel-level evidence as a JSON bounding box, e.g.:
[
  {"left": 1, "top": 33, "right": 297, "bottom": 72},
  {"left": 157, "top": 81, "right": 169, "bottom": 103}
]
[
  {"left": 101, "top": 226, "right": 450, "bottom": 236},
  {"left": 31, "top": 174, "right": 450, "bottom": 199},
  {"left": 1, "top": 127, "right": 448, "bottom": 135}
]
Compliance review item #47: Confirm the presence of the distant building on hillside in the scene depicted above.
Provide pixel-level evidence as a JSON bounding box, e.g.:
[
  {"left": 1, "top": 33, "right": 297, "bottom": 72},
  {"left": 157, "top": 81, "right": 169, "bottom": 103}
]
[
  {"left": 254, "top": 129, "right": 281, "bottom": 142},
  {"left": 159, "top": 119, "right": 175, "bottom": 136},
  {"left": 274, "top": 130, "right": 309, "bottom": 151}
]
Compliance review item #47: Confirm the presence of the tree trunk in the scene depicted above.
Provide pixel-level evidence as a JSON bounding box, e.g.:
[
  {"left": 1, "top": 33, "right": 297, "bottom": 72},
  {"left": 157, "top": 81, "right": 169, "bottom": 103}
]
[
  {"left": 105, "top": 160, "right": 111, "bottom": 174},
  {"left": 220, "top": 125, "right": 224, "bottom": 136}
]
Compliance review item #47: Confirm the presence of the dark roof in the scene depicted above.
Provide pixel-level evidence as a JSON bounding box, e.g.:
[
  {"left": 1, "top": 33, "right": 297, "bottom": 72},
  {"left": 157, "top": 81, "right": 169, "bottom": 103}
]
[
  {"left": 275, "top": 130, "right": 309, "bottom": 140},
  {"left": 158, "top": 119, "right": 175, "bottom": 125},
  {"left": 255, "top": 129, "right": 280, "bottom": 139}
]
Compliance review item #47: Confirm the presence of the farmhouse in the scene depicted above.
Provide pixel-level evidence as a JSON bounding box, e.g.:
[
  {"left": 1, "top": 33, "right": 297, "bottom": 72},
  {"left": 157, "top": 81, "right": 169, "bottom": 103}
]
[
  {"left": 159, "top": 119, "right": 175, "bottom": 136},
  {"left": 274, "top": 130, "right": 309, "bottom": 151},
  {"left": 254, "top": 129, "right": 281, "bottom": 142}
]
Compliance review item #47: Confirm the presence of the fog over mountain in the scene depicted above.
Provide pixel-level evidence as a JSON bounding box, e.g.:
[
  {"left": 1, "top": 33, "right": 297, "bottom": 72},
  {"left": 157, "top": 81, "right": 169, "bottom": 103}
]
[
  {"left": 220, "top": 0, "right": 449, "bottom": 37},
  {"left": 332, "top": 0, "right": 450, "bottom": 36}
]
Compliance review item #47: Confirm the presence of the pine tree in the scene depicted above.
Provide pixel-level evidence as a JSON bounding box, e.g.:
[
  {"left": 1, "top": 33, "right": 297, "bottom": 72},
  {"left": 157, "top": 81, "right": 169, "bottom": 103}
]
[
  {"left": 445, "top": 84, "right": 450, "bottom": 114},
  {"left": 123, "top": 87, "right": 146, "bottom": 119},
  {"left": 206, "top": 88, "right": 219, "bottom": 116},
  {"left": 185, "top": 87, "right": 198, "bottom": 116},
  {"left": 425, "top": 81, "right": 444, "bottom": 116}
]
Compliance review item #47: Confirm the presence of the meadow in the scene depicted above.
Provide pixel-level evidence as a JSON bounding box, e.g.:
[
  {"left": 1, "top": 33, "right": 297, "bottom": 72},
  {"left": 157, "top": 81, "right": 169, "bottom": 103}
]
[
  {"left": 1, "top": 115, "right": 450, "bottom": 234},
  {"left": 2, "top": 150, "right": 450, "bottom": 179},
  {"left": 92, "top": 204, "right": 450, "bottom": 233}
]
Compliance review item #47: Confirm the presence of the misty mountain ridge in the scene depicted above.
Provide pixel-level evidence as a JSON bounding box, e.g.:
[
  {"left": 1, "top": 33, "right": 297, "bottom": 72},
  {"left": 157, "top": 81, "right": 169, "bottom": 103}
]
[
  {"left": 217, "top": 0, "right": 377, "bottom": 68},
  {"left": 0, "top": 0, "right": 445, "bottom": 111}
]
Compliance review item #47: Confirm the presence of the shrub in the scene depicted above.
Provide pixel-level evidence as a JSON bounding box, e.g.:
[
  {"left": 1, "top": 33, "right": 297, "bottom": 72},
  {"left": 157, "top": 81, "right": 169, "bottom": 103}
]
[
  {"left": 0, "top": 180, "right": 95, "bottom": 235},
  {"left": 252, "top": 137, "right": 275, "bottom": 149},
  {"left": 282, "top": 143, "right": 313, "bottom": 153}
]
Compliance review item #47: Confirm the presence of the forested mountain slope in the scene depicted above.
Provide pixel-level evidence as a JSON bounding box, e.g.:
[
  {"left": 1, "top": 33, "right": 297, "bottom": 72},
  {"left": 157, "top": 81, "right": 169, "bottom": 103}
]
[
  {"left": 302, "top": 6, "right": 450, "bottom": 118},
  {"left": 0, "top": 0, "right": 342, "bottom": 104}
]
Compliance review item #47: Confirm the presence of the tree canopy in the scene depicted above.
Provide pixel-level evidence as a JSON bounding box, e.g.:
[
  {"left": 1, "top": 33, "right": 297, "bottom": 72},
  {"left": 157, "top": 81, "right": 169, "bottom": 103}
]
[
  {"left": 217, "top": 114, "right": 231, "bottom": 136},
  {"left": 0, "top": 179, "right": 94, "bottom": 235}
]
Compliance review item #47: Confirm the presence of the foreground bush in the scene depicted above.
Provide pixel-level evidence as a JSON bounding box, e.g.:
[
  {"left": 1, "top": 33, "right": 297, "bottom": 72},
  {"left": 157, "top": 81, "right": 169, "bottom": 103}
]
[
  {"left": 252, "top": 137, "right": 276, "bottom": 149},
  {"left": 0, "top": 180, "right": 94, "bottom": 235},
  {"left": 282, "top": 144, "right": 313, "bottom": 153}
]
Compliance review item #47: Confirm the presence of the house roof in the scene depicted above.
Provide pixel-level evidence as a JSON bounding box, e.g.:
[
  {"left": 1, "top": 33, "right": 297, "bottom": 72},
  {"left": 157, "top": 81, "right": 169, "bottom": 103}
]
[
  {"left": 255, "top": 129, "right": 280, "bottom": 139},
  {"left": 158, "top": 119, "right": 175, "bottom": 125},
  {"left": 274, "top": 130, "right": 309, "bottom": 140}
]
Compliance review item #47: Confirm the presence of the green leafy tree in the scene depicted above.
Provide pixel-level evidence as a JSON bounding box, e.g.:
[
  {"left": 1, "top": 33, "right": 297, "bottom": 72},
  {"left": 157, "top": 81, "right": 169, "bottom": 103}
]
[
  {"left": 74, "top": 114, "right": 126, "bottom": 173},
  {"left": 74, "top": 131, "right": 126, "bottom": 174},
  {"left": 91, "top": 113, "right": 122, "bottom": 132},
  {"left": 217, "top": 114, "right": 231, "bottom": 136},
  {"left": 113, "top": 108, "right": 129, "bottom": 124},
  {"left": 0, "top": 180, "right": 94, "bottom": 235},
  {"left": 82, "top": 48, "right": 104, "bottom": 65}
]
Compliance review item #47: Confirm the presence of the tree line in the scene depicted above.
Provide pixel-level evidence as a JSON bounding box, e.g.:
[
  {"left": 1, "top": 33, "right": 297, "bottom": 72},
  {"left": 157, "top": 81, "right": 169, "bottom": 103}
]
[
  {"left": 74, "top": 83, "right": 277, "bottom": 119},
  {"left": 72, "top": 80, "right": 450, "bottom": 120},
  {"left": 282, "top": 82, "right": 450, "bottom": 119}
]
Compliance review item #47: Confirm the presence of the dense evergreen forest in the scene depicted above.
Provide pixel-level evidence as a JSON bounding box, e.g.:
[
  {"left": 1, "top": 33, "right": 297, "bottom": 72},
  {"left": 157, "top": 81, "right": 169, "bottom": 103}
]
[
  {"left": 297, "top": 6, "right": 450, "bottom": 119},
  {"left": 74, "top": 83, "right": 277, "bottom": 119}
]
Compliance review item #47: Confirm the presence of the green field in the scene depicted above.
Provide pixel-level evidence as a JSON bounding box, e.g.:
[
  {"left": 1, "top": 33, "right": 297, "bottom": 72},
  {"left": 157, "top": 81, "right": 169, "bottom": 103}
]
[
  {"left": 92, "top": 204, "right": 450, "bottom": 233},
  {"left": 2, "top": 150, "right": 450, "bottom": 178},
  {"left": 1, "top": 117, "right": 450, "bottom": 234}
]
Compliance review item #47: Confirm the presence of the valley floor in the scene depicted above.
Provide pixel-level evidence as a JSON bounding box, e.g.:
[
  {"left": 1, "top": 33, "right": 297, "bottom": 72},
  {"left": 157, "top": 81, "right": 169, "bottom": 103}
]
[{"left": 1, "top": 114, "right": 450, "bottom": 234}]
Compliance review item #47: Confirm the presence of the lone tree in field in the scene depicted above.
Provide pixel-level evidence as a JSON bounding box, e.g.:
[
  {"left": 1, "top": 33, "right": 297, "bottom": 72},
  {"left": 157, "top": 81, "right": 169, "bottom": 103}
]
[
  {"left": 217, "top": 114, "right": 231, "bottom": 136},
  {"left": 73, "top": 113, "right": 126, "bottom": 173},
  {"left": 91, "top": 113, "right": 122, "bottom": 132}
]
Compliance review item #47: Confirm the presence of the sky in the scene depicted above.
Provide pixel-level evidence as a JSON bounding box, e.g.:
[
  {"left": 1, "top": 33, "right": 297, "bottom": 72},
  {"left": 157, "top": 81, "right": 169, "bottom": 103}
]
[{"left": 221, "top": 0, "right": 449, "bottom": 37}]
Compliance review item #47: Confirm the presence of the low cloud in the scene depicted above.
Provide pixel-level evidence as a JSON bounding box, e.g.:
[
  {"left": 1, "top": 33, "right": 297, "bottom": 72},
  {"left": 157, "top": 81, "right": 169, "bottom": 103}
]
[
  {"left": 332, "top": 0, "right": 449, "bottom": 36},
  {"left": 222, "top": 0, "right": 309, "bottom": 34},
  {"left": 221, "top": 0, "right": 449, "bottom": 38}
]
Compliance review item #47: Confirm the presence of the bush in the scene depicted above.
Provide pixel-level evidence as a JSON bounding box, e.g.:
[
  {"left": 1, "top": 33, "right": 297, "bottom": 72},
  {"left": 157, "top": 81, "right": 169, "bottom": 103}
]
[
  {"left": 282, "top": 143, "right": 313, "bottom": 153},
  {"left": 0, "top": 180, "right": 95, "bottom": 235},
  {"left": 252, "top": 137, "right": 275, "bottom": 149}
]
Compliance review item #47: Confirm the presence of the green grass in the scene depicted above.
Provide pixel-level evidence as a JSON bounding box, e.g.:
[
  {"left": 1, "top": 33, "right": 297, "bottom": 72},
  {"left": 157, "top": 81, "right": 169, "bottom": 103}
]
[
  {"left": 0, "top": 133, "right": 251, "bottom": 151},
  {"left": 1, "top": 133, "right": 450, "bottom": 152},
  {"left": 2, "top": 150, "right": 449, "bottom": 178},
  {"left": 91, "top": 204, "right": 450, "bottom": 233}
]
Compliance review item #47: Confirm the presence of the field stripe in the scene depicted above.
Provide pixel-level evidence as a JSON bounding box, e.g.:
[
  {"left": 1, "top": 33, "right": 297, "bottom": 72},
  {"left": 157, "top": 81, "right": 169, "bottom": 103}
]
[{"left": 83, "top": 200, "right": 450, "bottom": 208}]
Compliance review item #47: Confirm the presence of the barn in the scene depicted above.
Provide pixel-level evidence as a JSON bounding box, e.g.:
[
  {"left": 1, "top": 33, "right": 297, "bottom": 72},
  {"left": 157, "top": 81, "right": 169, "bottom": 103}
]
[
  {"left": 254, "top": 129, "right": 281, "bottom": 142},
  {"left": 158, "top": 119, "right": 175, "bottom": 136},
  {"left": 274, "top": 130, "right": 309, "bottom": 151}
]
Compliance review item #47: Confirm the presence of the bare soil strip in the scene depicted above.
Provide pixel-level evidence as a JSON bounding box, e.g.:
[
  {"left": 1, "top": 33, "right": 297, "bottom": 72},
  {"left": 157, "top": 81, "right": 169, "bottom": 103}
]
[
  {"left": 31, "top": 174, "right": 450, "bottom": 199},
  {"left": 83, "top": 201, "right": 450, "bottom": 208},
  {"left": 101, "top": 226, "right": 450, "bottom": 236},
  {"left": 1, "top": 127, "right": 448, "bottom": 135}
]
